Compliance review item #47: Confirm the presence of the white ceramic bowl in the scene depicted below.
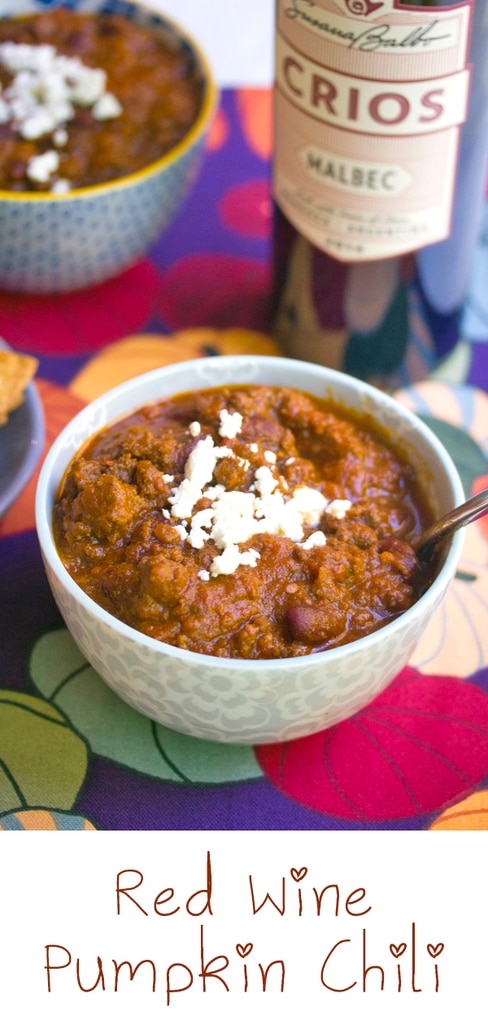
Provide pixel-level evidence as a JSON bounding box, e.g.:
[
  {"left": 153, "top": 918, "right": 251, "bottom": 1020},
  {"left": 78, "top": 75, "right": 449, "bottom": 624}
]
[
  {"left": 0, "top": 0, "right": 217, "bottom": 293},
  {"left": 35, "top": 355, "right": 465, "bottom": 744}
]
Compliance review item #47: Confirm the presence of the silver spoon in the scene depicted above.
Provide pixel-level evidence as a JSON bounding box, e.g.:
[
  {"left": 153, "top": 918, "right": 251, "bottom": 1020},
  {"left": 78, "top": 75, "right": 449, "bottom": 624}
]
[{"left": 415, "top": 486, "right": 488, "bottom": 561}]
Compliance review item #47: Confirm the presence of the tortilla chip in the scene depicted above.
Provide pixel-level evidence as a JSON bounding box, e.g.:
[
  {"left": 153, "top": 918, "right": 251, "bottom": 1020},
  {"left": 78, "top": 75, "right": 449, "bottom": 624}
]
[{"left": 0, "top": 349, "right": 39, "bottom": 426}]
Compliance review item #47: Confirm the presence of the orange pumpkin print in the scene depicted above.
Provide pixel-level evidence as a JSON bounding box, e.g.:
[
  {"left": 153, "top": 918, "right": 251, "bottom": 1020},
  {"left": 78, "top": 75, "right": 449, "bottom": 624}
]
[
  {"left": 69, "top": 328, "right": 282, "bottom": 403},
  {"left": 473, "top": 474, "right": 488, "bottom": 546},
  {"left": 429, "top": 791, "right": 488, "bottom": 830},
  {"left": 69, "top": 333, "right": 205, "bottom": 402},
  {"left": 195, "top": 326, "right": 280, "bottom": 356},
  {"left": 236, "top": 88, "right": 273, "bottom": 161},
  {"left": 206, "top": 104, "right": 229, "bottom": 152}
]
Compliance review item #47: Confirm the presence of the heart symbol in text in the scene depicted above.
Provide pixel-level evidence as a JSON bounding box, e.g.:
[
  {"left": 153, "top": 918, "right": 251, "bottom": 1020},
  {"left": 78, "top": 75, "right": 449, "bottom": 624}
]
[
  {"left": 427, "top": 943, "right": 444, "bottom": 958},
  {"left": 290, "top": 867, "right": 308, "bottom": 882},
  {"left": 236, "top": 943, "right": 253, "bottom": 958},
  {"left": 389, "top": 943, "right": 407, "bottom": 958}
]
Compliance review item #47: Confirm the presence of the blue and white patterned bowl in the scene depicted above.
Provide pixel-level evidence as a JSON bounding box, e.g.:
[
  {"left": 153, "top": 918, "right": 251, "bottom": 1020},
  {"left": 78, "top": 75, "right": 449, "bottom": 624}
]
[
  {"left": 0, "top": 0, "right": 218, "bottom": 293},
  {"left": 35, "top": 355, "right": 465, "bottom": 745}
]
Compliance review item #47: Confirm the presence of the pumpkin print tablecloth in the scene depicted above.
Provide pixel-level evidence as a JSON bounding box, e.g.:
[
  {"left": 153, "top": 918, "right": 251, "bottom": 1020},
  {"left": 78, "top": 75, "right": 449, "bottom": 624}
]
[{"left": 2, "top": 89, "right": 488, "bottom": 833}]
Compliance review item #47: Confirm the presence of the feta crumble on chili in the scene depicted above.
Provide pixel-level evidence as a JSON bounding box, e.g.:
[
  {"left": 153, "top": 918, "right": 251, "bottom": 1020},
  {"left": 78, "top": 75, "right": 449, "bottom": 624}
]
[
  {"left": 0, "top": 39, "right": 122, "bottom": 191},
  {"left": 166, "top": 410, "right": 350, "bottom": 577}
]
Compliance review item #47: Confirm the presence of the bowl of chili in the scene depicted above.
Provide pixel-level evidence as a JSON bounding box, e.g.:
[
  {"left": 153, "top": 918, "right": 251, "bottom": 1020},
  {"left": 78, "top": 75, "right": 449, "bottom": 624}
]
[
  {"left": 0, "top": 0, "right": 218, "bottom": 292},
  {"left": 35, "top": 355, "right": 465, "bottom": 745}
]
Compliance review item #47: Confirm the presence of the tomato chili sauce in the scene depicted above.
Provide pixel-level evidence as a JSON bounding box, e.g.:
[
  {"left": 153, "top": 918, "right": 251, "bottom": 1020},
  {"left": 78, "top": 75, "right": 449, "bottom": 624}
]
[
  {"left": 0, "top": 9, "right": 205, "bottom": 193},
  {"left": 52, "top": 385, "right": 439, "bottom": 660}
]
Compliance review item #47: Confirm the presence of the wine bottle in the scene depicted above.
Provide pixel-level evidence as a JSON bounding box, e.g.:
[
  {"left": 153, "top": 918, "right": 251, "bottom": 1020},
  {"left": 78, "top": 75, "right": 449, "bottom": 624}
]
[{"left": 271, "top": 0, "right": 488, "bottom": 387}]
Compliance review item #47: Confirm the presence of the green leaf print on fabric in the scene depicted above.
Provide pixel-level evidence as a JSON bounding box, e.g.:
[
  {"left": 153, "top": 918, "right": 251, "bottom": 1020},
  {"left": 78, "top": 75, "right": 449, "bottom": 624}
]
[
  {"left": 418, "top": 416, "right": 487, "bottom": 497},
  {"left": 0, "top": 691, "right": 88, "bottom": 815},
  {"left": 430, "top": 340, "right": 472, "bottom": 386},
  {"left": 30, "top": 629, "right": 264, "bottom": 785}
]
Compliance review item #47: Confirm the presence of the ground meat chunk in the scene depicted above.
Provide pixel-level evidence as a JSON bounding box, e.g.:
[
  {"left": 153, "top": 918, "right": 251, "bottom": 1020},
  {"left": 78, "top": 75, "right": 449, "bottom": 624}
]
[
  {"left": 144, "top": 555, "right": 193, "bottom": 606},
  {"left": 213, "top": 455, "right": 251, "bottom": 491},
  {"left": 135, "top": 460, "right": 174, "bottom": 504},
  {"left": 70, "top": 474, "right": 146, "bottom": 543}
]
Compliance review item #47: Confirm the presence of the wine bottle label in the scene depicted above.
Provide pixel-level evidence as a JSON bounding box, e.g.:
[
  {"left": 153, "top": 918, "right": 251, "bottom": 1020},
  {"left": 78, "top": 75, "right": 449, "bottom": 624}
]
[{"left": 273, "top": 0, "right": 473, "bottom": 261}]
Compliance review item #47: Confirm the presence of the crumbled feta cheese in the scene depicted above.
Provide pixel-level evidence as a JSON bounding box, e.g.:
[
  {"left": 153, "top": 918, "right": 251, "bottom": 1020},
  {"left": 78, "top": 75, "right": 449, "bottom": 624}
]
[
  {"left": 209, "top": 543, "right": 260, "bottom": 578},
  {"left": 203, "top": 484, "right": 225, "bottom": 501},
  {"left": 198, "top": 569, "right": 210, "bottom": 582},
  {"left": 69, "top": 65, "right": 106, "bottom": 106},
  {"left": 301, "top": 530, "right": 327, "bottom": 549},
  {"left": 287, "top": 486, "right": 329, "bottom": 526},
  {"left": 253, "top": 465, "right": 279, "bottom": 497},
  {"left": 26, "top": 149, "right": 59, "bottom": 184},
  {"left": 169, "top": 435, "right": 217, "bottom": 519},
  {"left": 192, "top": 508, "right": 214, "bottom": 529},
  {"left": 188, "top": 525, "right": 208, "bottom": 549},
  {"left": 162, "top": 474, "right": 174, "bottom": 484},
  {"left": 208, "top": 544, "right": 241, "bottom": 577},
  {"left": 50, "top": 177, "right": 70, "bottom": 194},
  {"left": 0, "top": 41, "right": 56, "bottom": 73},
  {"left": 21, "top": 108, "right": 58, "bottom": 140},
  {"left": 164, "top": 417, "right": 352, "bottom": 579},
  {"left": 186, "top": 435, "right": 218, "bottom": 488},
  {"left": 219, "top": 408, "right": 243, "bottom": 439},
  {"left": 240, "top": 549, "right": 260, "bottom": 567},
  {"left": 0, "top": 40, "right": 123, "bottom": 191},
  {"left": 188, "top": 507, "right": 214, "bottom": 549},
  {"left": 53, "top": 126, "right": 68, "bottom": 147},
  {"left": 249, "top": 443, "right": 259, "bottom": 453},
  {"left": 327, "top": 499, "right": 352, "bottom": 519},
  {"left": 209, "top": 490, "right": 257, "bottom": 549},
  {"left": 189, "top": 421, "right": 201, "bottom": 437},
  {"left": 92, "top": 92, "right": 122, "bottom": 120}
]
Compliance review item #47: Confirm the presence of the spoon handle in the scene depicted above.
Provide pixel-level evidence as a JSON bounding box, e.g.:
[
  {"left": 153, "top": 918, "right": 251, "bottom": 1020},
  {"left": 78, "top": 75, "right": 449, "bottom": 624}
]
[{"left": 416, "top": 486, "right": 488, "bottom": 561}]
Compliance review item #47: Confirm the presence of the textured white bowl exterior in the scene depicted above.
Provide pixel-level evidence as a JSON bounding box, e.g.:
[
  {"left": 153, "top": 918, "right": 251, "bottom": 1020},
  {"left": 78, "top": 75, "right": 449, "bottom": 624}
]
[
  {"left": 0, "top": 0, "right": 217, "bottom": 293},
  {"left": 35, "top": 356, "right": 465, "bottom": 744}
]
